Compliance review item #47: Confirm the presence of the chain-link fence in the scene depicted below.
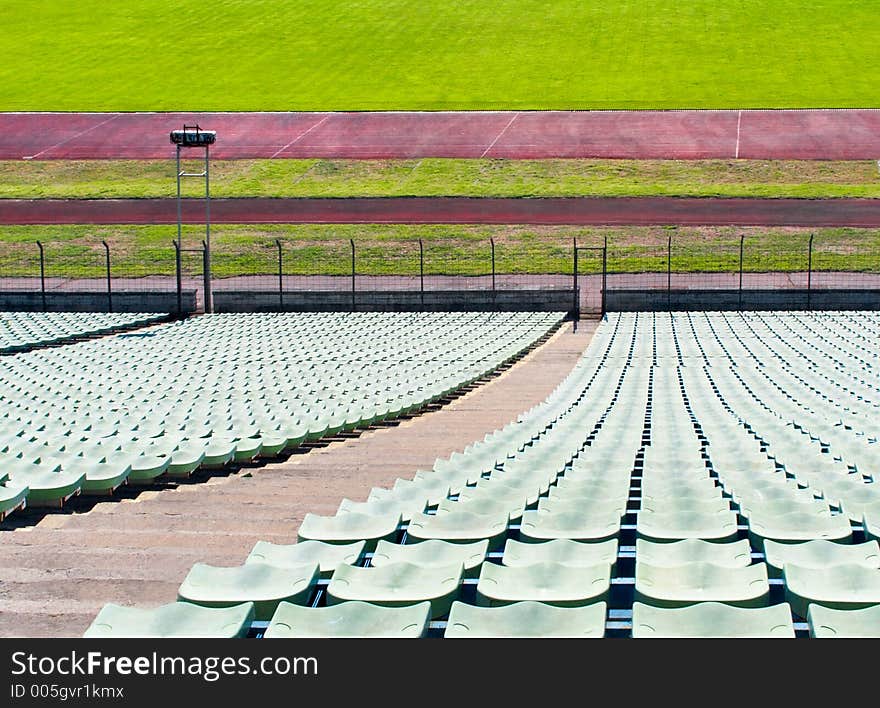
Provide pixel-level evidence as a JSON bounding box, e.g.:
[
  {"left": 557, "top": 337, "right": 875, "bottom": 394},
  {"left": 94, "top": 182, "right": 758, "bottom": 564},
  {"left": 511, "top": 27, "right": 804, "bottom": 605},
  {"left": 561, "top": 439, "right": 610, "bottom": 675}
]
[
  {"left": 1, "top": 230, "right": 879, "bottom": 315},
  {"left": 207, "top": 234, "right": 572, "bottom": 313},
  {"left": 0, "top": 236, "right": 185, "bottom": 313},
  {"left": 601, "top": 230, "right": 880, "bottom": 312}
]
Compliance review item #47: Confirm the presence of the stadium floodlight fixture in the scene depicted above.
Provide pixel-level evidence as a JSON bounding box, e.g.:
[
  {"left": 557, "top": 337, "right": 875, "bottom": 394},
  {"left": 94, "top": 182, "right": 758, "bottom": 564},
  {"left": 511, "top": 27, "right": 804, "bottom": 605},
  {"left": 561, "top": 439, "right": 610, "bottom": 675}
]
[{"left": 170, "top": 125, "right": 216, "bottom": 147}]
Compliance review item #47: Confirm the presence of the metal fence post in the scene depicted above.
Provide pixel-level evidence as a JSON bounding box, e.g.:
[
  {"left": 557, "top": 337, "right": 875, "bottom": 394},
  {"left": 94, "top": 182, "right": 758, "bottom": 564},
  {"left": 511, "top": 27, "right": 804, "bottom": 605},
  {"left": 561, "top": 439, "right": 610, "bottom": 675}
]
[
  {"left": 202, "top": 241, "right": 211, "bottom": 314},
  {"left": 602, "top": 236, "right": 608, "bottom": 317},
  {"left": 350, "top": 239, "right": 356, "bottom": 312},
  {"left": 203, "top": 146, "right": 213, "bottom": 314},
  {"left": 490, "top": 238, "right": 496, "bottom": 292},
  {"left": 490, "top": 238, "right": 496, "bottom": 310},
  {"left": 572, "top": 238, "right": 579, "bottom": 320},
  {"left": 666, "top": 235, "right": 672, "bottom": 311},
  {"left": 418, "top": 238, "right": 424, "bottom": 310},
  {"left": 173, "top": 240, "right": 182, "bottom": 315},
  {"left": 738, "top": 234, "right": 745, "bottom": 311},
  {"left": 36, "top": 241, "right": 46, "bottom": 312},
  {"left": 601, "top": 241, "right": 607, "bottom": 317},
  {"left": 102, "top": 240, "right": 112, "bottom": 313},
  {"left": 275, "top": 239, "right": 283, "bottom": 310},
  {"left": 807, "top": 233, "right": 814, "bottom": 311}
]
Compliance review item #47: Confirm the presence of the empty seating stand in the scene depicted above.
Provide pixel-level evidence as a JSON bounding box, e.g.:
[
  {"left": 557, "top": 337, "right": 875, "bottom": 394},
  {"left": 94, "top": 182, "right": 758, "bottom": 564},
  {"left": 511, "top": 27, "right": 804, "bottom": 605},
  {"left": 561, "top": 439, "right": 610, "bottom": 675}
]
[
  {"left": 1, "top": 311, "right": 563, "bottom": 523},
  {"left": 83, "top": 311, "right": 880, "bottom": 639}
]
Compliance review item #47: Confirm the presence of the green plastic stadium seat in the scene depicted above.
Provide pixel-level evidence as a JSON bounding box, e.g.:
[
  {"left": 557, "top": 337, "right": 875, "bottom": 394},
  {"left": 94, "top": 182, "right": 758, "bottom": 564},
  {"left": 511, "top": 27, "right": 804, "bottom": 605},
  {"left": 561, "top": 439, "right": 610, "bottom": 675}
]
[
  {"left": 537, "top": 497, "right": 627, "bottom": 518},
  {"left": 200, "top": 437, "right": 238, "bottom": 468},
  {"left": 473, "top": 476, "right": 544, "bottom": 506},
  {"left": 763, "top": 539, "right": 880, "bottom": 578},
  {"left": 476, "top": 561, "right": 611, "bottom": 608},
  {"left": 9, "top": 466, "right": 84, "bottom": 507},
  {"left": 635, "top": 538, "right": 752, "bottom": 568},
  {"left": 406, "top": 510, "right": 509, "bottom": 550},
  {"left": 255, "top": 432, "right": 288, "bottom": 458},
  {"left": 807, "top": 604, "right": 880, "bottom": 638},
  {"left": 502, "top": 538, "right": 618, "bottom": 570},
  {"left": 124, "top": 450, "right": 172, "bottom": 483},
  {"left": 338, "top": 496, "right": 426, "bottom": 522},
  {"left": 739, "top": 498, "right": 830, "bottom": 518},
  {"left": 635, "top": 561, "right": 770, "bottom": 608},
  {"left": 555, "top": 475, "right": 632, "bottom": 500},
  {"left": 265, "top": 600, "right": 431, "bottom": 638},
  {"left": 84, "top": 602, "right": 255, "bottom": 638},
  {"left": 730, "top": 483, "right": 816, "bottom": 506},
  {"left": 547, "top": 480, "right": 631, "bottom": 502},
  {"left": 326, "top": 561, "right": 462, "bottom": 619},
  {"left": 641, "top": 485, "right": 723, "bottom": 503},
  {"left": 641, "top": 477, "right": 719, "bottom": 496},
  {"left": 452, "top": 490, "right": 527, "bottom": 521},
  {"left": 391, "top": 477, "right": 451, "bottom": 506},
  {"left": 60, "top": 457, "right": 131, "bottom": 495},
  {"left": 747, "top": 511, "right": 853, "bottom": 549},
  {"left": 367, "top": 486, "right": 432, "bottom": 514},
  {"left": 445, "top": 600, "right": 607, "bottom": 638},
  {"left": 165, "top": 443, "right": 206, "bottom": 478},
  {"left": 0, "top": 483, "right": 29, "bottom": 520},
  {"left": 636, "top": 509, "right": 739, "bottom": 542},
  {"left": 246, "top": 540, "right": 366, "bottom": 578},
  {"left": 232, "top": 436, "right": 263, "bottom": 462},
  {"left": 783, "top": 563, "right": 880, "bottom": 618},
  {"left": 631, "top": 601, "right": 794, "bottom": 638},
  {"left": 371, "top": 539, "right": 488, "bottom": 577},
  {"left": 640, "top": 497, "right": 731, "bottom": 515},
  {"left": 178, "top": 562, "right": 319, "bottom": 620},
  {"left": 519, "top": 510, "right": 620, "bottom": 543},
  {"left": 297, "top": 512, "right": 401, "bottom": 550},
  {"left": 833, "top": 496, "right": 880, "bottom": 523},
  {"left": 864, "top": 513, "right": 880, "bottom": 542}
]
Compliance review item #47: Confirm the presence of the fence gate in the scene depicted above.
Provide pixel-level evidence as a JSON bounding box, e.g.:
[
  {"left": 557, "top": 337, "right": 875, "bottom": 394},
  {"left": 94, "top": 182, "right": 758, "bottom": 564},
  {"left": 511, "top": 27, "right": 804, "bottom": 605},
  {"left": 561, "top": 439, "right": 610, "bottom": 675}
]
[
  {"left": 174, "top": 240, "right": 209, "bottom": 314},
  {"left": 573, "top": 244, "right": 607, "bottom": 319}
]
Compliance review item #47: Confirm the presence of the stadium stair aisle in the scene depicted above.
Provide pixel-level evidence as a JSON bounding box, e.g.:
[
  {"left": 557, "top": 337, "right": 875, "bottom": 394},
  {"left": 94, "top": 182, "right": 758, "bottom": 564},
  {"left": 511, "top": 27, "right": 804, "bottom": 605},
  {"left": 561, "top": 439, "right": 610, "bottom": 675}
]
[
  {"left": 78, "top": 310, "right": 880, "bottom": 640},
  {"left": 0, "top": 319, "right": 596, "bottom": 637}
]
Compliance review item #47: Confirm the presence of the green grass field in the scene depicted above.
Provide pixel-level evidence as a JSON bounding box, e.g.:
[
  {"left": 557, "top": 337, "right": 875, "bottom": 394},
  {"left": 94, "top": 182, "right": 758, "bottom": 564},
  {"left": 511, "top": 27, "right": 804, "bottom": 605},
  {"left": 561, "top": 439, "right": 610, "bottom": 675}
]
[
  {"left": 3, "top": 159, "right": 879, "bottom": 199},
  {"left": 1, "top": 225, "right": 876, "bottom": 278},
  {"left": 1, "top": 1, "right": 878, "bottom": 110}
]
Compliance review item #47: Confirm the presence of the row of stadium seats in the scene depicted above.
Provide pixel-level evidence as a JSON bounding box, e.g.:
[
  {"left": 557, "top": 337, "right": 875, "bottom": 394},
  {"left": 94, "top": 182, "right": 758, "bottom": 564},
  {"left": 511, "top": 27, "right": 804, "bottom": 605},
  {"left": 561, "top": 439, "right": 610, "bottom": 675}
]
[
  {"left": 84, "top": 310, "right": 880, "bottom": 638},
  {"left": 0, "top": 311, "right": 564, "bottom": 522},
  {"left": 0, "top": 311, "right": 166, "bottom": 353}
]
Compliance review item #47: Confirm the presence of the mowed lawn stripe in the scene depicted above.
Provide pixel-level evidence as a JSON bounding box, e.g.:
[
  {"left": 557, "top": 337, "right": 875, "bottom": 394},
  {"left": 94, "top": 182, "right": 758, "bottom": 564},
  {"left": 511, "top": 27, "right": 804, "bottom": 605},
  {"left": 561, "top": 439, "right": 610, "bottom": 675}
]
[
  {"left": 1, "top": 1, "right": 879, "bottom": 110},
  {"left": 2, "top": 159, "right": 879, "bottom": 200}
]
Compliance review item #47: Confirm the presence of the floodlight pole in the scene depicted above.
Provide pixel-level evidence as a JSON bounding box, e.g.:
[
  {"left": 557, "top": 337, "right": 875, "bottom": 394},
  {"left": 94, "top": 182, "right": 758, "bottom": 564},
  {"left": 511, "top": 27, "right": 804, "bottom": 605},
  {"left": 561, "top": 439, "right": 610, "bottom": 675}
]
[
  {"left": 172, "top": 125, "right": 215, "bottom": 313},
  {"left": 204, "top": 146, "right": 212, "bottom": 314},
  {"left": 176, "top": 145, "right": 182, "bottom": 256}
]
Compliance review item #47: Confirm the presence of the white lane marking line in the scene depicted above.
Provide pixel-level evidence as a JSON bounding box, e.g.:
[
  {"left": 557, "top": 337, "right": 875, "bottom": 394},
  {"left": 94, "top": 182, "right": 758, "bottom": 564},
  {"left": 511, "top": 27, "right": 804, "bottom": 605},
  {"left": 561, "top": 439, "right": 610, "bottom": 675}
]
[
  {"left": 735, "top": 110, "right": 743, "bottom": 159},
  {"left": 270, "top": 115, "right": 331, "bottom": 158},
  {"left": 481, "top": 112, "right": 520, "bottom": 158},
  {"left": 22, "top": 114, "right": 120, "bottom": 160}
]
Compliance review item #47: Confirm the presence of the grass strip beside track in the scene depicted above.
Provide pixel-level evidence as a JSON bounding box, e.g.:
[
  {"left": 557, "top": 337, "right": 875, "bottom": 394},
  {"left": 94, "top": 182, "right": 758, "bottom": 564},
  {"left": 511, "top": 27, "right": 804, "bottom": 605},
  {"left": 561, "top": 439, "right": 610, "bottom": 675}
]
[
  {"left": 0, "top": 224, "right": 877, "bottom": 278},
  {"left": 2, "top": 160, "right": 880, "bottom": 200}
]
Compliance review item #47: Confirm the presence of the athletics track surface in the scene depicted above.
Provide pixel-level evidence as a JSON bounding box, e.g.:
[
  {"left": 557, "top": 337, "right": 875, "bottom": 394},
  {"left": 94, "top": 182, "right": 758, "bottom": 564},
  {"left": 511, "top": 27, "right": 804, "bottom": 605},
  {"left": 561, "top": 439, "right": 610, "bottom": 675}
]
[
  {"left": 3, "top": 110, "right": 880, "bottom": 160},
  {"left": 3, "top": 197, "right": 880, "bottom": 227}
]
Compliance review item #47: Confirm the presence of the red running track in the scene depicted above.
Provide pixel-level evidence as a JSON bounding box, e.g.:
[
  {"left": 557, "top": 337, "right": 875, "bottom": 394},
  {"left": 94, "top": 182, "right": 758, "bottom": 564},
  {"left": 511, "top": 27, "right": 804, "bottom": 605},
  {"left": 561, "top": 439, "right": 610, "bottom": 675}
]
[
  {"left": 3, "top": 197, "right": 880, "bottom": 227},
  {"left": 3, "top": 111, "right": 880, "bottom": 160}
]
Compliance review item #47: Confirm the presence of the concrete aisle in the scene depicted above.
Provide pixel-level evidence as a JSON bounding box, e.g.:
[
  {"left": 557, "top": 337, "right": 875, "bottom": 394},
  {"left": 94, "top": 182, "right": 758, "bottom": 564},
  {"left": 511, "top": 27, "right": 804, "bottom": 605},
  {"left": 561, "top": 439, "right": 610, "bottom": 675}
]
[{"left": 0, "top": 319, "right": 597, "bottom": 637}]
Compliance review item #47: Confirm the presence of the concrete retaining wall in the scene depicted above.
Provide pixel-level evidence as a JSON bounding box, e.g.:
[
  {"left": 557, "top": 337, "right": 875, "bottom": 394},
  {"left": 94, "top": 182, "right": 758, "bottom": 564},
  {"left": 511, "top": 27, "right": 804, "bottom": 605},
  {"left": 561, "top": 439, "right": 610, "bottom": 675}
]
[
  {"left": 0, "top": 290, "right": 196, "bottom": 313},
  {"left": 606, "top": 289, "right": 880, "bottom": 312},
  {"left": 213, "top": 289, "right": 577, "bottom": 313}
]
